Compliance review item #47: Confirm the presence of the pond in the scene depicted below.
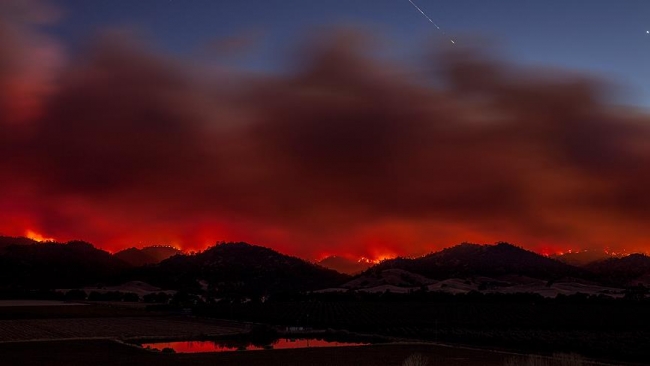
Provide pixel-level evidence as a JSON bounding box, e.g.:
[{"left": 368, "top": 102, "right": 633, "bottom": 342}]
[{"left": 142, "top": 338, "right": 370, "bottom": 353}]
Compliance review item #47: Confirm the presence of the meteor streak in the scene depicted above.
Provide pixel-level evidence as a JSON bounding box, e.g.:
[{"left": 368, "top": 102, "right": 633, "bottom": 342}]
[
  {"left": 406, "top": 0, "right": 455, "bottom": 44},
  {"left": 407, "top": 0, "right": 440, "bottom": 29}
]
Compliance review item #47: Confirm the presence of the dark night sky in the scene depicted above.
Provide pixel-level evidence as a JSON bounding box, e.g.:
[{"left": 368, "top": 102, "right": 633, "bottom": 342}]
[{"left": 51, "top": 0, "right": 650, "bottom": 105}]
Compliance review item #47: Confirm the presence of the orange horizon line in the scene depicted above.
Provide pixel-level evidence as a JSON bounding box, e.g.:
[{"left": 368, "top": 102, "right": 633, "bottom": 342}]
[{"left": 8, "top": 230, "right": 649, "bottom": 261}]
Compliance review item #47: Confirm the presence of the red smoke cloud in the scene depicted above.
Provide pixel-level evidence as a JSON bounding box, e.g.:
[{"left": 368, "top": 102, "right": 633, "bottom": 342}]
[{"left": 2, "top": 1, "right": 650, "bottom": 260}]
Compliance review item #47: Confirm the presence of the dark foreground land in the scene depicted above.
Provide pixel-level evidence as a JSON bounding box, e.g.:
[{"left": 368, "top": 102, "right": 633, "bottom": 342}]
[
  {"left": 194, "top": 292, "right": 650, "bottom": 364},
  {"left": 0, "top": 303, "right": 513, "bottom": 366},
  {"left": 0, "top": 301, "right": 642, "bottom": 366},
  {"left": 0, "top": 302, "right": 246, "bottom": 342},
  {"left": 0, "top": 339, "right": 518, "bottom": 366}
]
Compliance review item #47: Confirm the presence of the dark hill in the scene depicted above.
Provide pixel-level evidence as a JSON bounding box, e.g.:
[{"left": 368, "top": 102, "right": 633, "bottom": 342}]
[
  {"left": 585, "top": 254, "right": 650, "bottom": 285},
  {"left": 0, "top": 240, "right": 129, "bottom": 289},
  {"left": 551, "top": 251, "right": 610, "bottom": 267},
  {"left": 0, "top": 236, "right": 40, "bottom": 249},
  {"left": 114, "top": 247, "right": 154, "bottom": 267},
  {"left": 371, "top": 242, "right": 583, "bottom": 280},
  {"left": 317, "top": 256, "right": 373, "bottom": 275},
  {"left": 141, "top": 246, "right": 181, "bottom": 262},
  {"left": 140, "top": 242, "right": 350, "bottom": 295},
  {"left": 115, "top": 246, "right": 181, "bottom": 267}
]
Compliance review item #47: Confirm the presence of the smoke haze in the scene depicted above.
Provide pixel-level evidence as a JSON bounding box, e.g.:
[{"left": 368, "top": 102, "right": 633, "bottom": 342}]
[{"left": 2, "top": 1, "right": 650, "bottom": 259}]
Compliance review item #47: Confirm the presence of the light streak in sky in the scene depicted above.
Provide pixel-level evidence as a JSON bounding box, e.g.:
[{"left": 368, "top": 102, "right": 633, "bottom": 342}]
[{"left": 406, "top": 0, "right": 455, "bottom": 44}]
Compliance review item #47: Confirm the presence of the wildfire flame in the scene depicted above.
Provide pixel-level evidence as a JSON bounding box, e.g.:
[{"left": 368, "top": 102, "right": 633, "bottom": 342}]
[
  {"left": 358, "top": 254, "right": 395, "bottom": 264},
  {"left": 358, "top": 257, "right": 377, "bottom": 264},
  {"left": 25, "top": 230, "right": 55, "bottom": 243}
]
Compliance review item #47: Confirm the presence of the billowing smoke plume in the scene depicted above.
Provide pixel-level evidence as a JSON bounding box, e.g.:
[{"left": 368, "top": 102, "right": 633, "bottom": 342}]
[{"left": 2, "top": 1, "right": 650, "bottom": 258}]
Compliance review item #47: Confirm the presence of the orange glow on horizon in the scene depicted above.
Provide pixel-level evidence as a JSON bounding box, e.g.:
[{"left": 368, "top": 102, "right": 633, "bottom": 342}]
[
  {"left": 25, "top": 230, "right": 55, "bottom": 243},
  {"left": 4, "top": 226, "right": 648, "bottom": 260},
  {"left": 314, "top": 252, "right": 397, "bottom": 264},
  {"left": 358, "top": 257, "right": 378, "bottom": 264},
  {"left": 362, "top": 252, "right": 398, "bottom": 264}
]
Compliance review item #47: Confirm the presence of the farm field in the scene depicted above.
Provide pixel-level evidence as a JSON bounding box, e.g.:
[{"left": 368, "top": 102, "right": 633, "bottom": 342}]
[
  {"left": 0, "top": 300, "right": 86, "bottom": 307},
  {"left": 0, "top": 339, "right": 574, "bottom": 366},
  {"left": 0, "top": 316, "right": 246, "bottom": 342},
  {"left": 0, "top": 302, "right": 248, "bottom": 343},
  {"left": 0, "top": 302, "right": 156, "bottom": 319}
]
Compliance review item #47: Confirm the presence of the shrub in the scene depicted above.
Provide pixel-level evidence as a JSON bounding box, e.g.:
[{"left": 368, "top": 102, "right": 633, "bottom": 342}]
[
  {"left": 64, "top": 289, "right": 87, "bottom": 301},
  {"left": 553, "top": 353, "right": 586, "bottom": 366},
  {"left": 503, "top": 355, "right": 549, "bottom": 366},
  {"left": 403, "top": 353, "right": 429, "bottom": 366},
  {"left": 123, "top": 292, "right": 140, "bottom": 302},
  {"left": 502, "top": 353, "right": 586, "bottom": 366},
  {"left": 249, "top": 324, "right": 279, "bottom": 347}
]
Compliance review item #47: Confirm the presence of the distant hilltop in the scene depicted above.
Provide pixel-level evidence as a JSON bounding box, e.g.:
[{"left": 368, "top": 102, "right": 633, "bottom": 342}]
[{"left": 1, "top": 236, "right": 649, "bottom": 296}]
